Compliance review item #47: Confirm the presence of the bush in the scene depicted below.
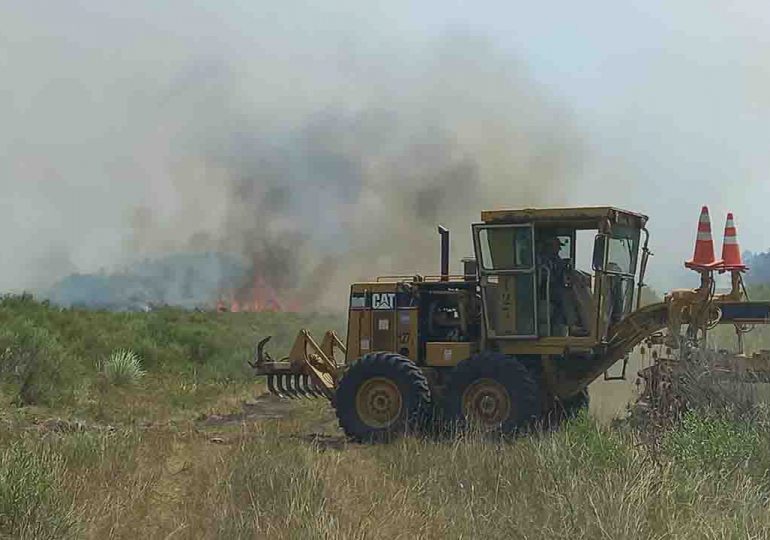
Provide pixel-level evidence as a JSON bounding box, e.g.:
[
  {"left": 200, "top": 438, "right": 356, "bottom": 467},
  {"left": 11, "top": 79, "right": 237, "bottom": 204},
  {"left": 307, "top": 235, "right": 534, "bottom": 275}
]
[
  {"left": 0, "top": 319, "right": 78, "bottom": 406},
  {"left": 101, "top": 350, "right": 145, "bottom": 386}
]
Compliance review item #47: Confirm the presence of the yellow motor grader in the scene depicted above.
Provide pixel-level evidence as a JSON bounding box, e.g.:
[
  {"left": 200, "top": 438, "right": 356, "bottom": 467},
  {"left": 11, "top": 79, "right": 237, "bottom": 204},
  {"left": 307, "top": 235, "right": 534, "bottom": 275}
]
[{"left": 250, "top": 206, "right": 770, "bottom": 440}]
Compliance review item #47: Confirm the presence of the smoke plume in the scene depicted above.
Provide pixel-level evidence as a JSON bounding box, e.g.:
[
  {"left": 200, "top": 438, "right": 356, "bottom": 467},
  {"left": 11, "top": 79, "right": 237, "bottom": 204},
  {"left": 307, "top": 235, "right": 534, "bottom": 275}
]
[
  {"left": 23, "top": 2, "right": 770, "bottom": 309},
  {"left": 122, "top": 36, "right": 582, "bottom": 310},
  {"left": 0, "top": 1, "right": 579, "bottom": 311}
]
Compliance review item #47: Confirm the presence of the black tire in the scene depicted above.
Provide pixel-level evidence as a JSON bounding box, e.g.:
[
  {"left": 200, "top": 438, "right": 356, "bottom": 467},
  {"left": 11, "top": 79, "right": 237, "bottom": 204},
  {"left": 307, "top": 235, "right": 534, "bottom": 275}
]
[
  {"left": 335, "top": 352, "right": 431, "bottom": 442},
  {"left": 445, "top": 352, "right": 541, "bottom": 434}
]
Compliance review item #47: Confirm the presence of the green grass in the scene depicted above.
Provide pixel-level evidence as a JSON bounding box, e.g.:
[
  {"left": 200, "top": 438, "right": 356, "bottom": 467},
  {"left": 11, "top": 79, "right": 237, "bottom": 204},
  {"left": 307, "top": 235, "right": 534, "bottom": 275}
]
[
  {"left": 0, "top": 294, "right": 343, "bottom": 422},
  {"left": 0, "top": 440, "right": 77, "bottom": 539},
  {"left": 662, "top": 410, "right": 762, "bottom": 472}
]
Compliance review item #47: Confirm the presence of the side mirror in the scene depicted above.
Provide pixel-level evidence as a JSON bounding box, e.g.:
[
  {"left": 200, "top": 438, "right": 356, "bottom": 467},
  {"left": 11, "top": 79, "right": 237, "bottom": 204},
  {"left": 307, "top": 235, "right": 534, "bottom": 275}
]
[{"left": 592, "top": 235, "right": 607, "bottom": 272}]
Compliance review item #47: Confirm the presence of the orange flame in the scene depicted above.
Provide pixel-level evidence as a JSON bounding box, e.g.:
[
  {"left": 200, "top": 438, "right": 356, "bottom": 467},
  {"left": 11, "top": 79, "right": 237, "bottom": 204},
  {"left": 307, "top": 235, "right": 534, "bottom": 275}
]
[{"left": 216, "top": 273, "right": 296, "bottom": 312}]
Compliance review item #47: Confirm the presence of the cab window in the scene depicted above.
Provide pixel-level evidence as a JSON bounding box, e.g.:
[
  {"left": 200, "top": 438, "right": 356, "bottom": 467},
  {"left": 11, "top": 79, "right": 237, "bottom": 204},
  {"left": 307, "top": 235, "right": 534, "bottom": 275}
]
[
  {"left": 606, "top": 226, "right": 640, "bottom": 275},
  {"left": 477, "top": 226, "right": 534, "bottom": 270},
  {"left": 473, "top": 224, "right": 537, "bottom": 338}
]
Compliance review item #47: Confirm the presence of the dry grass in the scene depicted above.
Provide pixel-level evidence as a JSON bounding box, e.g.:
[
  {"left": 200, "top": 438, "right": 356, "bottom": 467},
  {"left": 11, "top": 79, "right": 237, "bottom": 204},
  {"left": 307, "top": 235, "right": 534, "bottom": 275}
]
[
  {"left": 3, "top": 372, "right": 770, "bottom": 538},
  {"left": 4, "top": 397, "right": 770, "bottom": 540}
]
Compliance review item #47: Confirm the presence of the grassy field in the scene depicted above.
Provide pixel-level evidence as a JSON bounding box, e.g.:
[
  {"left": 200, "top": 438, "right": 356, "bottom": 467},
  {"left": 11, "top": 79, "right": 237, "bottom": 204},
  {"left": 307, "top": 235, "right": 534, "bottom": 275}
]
[{"left": 3, "top": 295, "right": 770, "bottom": 539}]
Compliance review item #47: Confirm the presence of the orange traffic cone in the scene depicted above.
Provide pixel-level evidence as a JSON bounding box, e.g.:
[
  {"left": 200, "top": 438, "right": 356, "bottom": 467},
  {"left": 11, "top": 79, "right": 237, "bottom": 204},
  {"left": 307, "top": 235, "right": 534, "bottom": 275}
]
[
  {"left": 685, "top": 206, "right": 722, "bottom": 270},
  {"left": 719, "top": 212, "right": 747, "bottom": 272}
]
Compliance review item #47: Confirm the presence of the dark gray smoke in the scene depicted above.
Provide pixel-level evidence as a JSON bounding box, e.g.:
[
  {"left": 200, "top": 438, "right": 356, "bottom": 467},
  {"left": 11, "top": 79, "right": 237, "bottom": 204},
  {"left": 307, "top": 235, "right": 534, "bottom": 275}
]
[
  {"left": 138, "top": 37, "right": 581, "bottom": 310},
  {"left": 1, "top": 5, "right": 581, "bottom": 310}
]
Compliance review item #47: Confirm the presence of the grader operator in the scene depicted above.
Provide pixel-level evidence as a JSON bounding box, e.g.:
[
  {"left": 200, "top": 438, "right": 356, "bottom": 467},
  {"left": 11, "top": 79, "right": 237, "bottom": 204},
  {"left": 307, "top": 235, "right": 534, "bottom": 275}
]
[{"left": 251, "top": 206, "right": 770, "bottom": 441}]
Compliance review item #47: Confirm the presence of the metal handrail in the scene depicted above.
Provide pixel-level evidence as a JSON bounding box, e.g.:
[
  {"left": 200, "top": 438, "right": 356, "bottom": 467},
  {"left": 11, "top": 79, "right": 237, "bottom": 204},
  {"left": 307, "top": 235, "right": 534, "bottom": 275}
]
[{"left": 375, "top": 274, "right": 475, "bottom": 283}]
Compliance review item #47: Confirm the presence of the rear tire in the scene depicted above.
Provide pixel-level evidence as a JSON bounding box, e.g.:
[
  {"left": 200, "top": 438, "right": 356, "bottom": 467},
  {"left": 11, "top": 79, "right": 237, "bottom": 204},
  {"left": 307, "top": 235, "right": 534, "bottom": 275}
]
[
  {"left": 335, "top": 352, "right": 430, "bottom": 442},
  {"left": 445, "top": 352, "right": 540, "bottom": 434}
]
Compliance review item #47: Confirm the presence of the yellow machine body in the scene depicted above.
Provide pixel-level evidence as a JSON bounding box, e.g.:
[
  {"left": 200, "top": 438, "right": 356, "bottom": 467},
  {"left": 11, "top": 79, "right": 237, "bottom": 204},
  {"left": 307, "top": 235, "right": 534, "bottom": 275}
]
[{"left": 251, "top": 205, "right": 770, "bottom": 417}]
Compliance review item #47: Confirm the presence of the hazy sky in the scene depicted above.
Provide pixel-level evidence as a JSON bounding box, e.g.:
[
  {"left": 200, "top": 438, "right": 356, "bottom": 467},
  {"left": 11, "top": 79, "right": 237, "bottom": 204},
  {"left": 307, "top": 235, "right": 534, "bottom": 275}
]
[{"left": 2, "top": 1, "right": 769, "bottom": 297}]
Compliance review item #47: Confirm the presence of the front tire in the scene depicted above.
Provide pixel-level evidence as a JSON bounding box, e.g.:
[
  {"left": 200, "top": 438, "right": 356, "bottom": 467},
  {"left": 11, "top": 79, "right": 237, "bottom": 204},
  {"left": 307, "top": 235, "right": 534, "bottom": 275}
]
[
  {"left": 445, "top": 352, "right": 540, "bottom": 434},
  {"left": 335, "top": 352, "right": 430, "bottom": 442}
]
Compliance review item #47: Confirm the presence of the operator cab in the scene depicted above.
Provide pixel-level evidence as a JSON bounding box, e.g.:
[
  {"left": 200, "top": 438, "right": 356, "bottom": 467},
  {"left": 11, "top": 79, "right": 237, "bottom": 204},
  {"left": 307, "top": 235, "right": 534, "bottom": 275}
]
[{"left": 472, "top": 207, "right": 648, "bottom": 344}]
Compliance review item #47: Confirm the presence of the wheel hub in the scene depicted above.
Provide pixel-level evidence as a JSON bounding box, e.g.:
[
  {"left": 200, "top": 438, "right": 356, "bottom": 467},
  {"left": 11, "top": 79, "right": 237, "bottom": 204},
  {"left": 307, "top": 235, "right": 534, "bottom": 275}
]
[
  {"left": 355, "top": 377, "right": 403, "bottom": 429},
  {"left": 462, "top": 378, "right": 512, "bottom": 428}
]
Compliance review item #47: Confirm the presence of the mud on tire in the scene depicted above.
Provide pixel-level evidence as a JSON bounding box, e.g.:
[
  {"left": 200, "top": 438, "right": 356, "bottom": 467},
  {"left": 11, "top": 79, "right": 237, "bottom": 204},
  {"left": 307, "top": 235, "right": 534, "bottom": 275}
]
[
  {"left": 445, "top": 352, "right": 540, "bottom": 434},
  {"left": 335, "top": 352, "right": 431, "bottom": 442}
]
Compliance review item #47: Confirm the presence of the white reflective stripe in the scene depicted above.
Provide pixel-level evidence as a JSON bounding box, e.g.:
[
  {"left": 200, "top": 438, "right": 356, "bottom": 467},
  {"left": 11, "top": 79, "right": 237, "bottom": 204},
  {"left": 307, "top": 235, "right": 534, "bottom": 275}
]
[
  {"left": 697, "top": 232, "right": 713, "bottom": 241},
  {"left": 699, "top": 214, "right": 711, "bottom": 223},
  {"left": 726, "top": 219, "right": 735, "bottom": 227},
  {"left": 724, "top": 237, "right": 739, "bottom": 244}
]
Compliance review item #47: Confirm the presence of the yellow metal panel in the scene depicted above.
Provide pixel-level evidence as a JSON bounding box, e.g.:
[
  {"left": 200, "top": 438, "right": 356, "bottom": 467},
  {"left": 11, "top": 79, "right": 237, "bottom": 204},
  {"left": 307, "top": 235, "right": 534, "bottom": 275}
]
[
  {"left": 345, "top": 308, "right": 360, "bottom": 362},
  {"left": 497, "top": 337, "right": 597, "bottom": 356},
  {"left": 372, "top": 311, "right": 395, "bottom": 352},
  {"left": 496, "top": 275, "right": 517, "bottom": 335},
  {"left": 425, "top": 342, "right": 478, "bottom": 367},
  {"left": 346, "top": 308, "right": 372, "bottom": 362},
  {"left": 397, "top": 309, "right": 418, "bottom": 362}
]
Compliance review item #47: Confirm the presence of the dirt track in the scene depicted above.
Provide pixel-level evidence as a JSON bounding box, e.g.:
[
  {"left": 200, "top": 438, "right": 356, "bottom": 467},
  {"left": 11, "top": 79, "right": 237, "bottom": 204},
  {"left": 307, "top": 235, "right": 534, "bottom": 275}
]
[{"left": 200, "top": 393, "right": 297, "bottom": 426}]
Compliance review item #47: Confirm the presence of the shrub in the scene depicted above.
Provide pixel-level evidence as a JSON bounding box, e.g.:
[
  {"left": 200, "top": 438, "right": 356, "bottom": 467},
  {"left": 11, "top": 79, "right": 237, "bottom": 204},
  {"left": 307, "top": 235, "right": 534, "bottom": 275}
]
[
  {"left": 0, "top": 320, "right": 77, "bottom": 406},
  {"left": 101, "top": 349, "right": 145, "bottom": 386}
]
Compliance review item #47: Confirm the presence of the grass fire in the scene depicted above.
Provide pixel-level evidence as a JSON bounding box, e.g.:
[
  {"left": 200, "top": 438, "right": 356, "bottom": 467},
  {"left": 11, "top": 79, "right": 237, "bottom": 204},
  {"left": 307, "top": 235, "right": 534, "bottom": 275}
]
[{"left": 217, "top": 273, "right": 294, "bottom": 313}]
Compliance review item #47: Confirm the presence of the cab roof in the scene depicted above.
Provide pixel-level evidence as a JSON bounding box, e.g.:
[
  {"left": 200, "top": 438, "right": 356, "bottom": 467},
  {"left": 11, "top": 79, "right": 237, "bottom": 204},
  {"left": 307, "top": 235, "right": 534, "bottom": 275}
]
[{"left": 480, "top": 206, "right": 649, "bottom": 230}]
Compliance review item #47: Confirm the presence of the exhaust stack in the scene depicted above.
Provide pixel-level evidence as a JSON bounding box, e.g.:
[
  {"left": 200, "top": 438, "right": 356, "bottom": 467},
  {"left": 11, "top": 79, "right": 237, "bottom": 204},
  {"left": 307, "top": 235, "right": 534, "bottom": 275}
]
[{"left": 438, "top": 225, "right": 449, "bottom": 281}]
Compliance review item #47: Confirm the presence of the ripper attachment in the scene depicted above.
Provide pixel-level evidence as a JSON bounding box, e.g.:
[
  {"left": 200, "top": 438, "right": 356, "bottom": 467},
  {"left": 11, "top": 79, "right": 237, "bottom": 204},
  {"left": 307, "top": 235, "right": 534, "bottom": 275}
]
[{"left": 249, "top": 330, "right": 345, "bottom": 400}]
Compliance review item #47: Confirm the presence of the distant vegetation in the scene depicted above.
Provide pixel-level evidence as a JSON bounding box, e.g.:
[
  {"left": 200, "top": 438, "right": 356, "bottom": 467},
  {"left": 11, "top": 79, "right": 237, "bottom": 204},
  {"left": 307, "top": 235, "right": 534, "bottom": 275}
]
[
  {"left": 0, "top": 294, "right": 342, "bottom": 413},
  {"left": 41, "top": 250, "right": 770, "bottom": 313},
  {"left": 744, "top": 250, "right": 770, "bottom": 285},
  {"left": 43, "top": 253, "right": 247, "bottom": 311}
]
